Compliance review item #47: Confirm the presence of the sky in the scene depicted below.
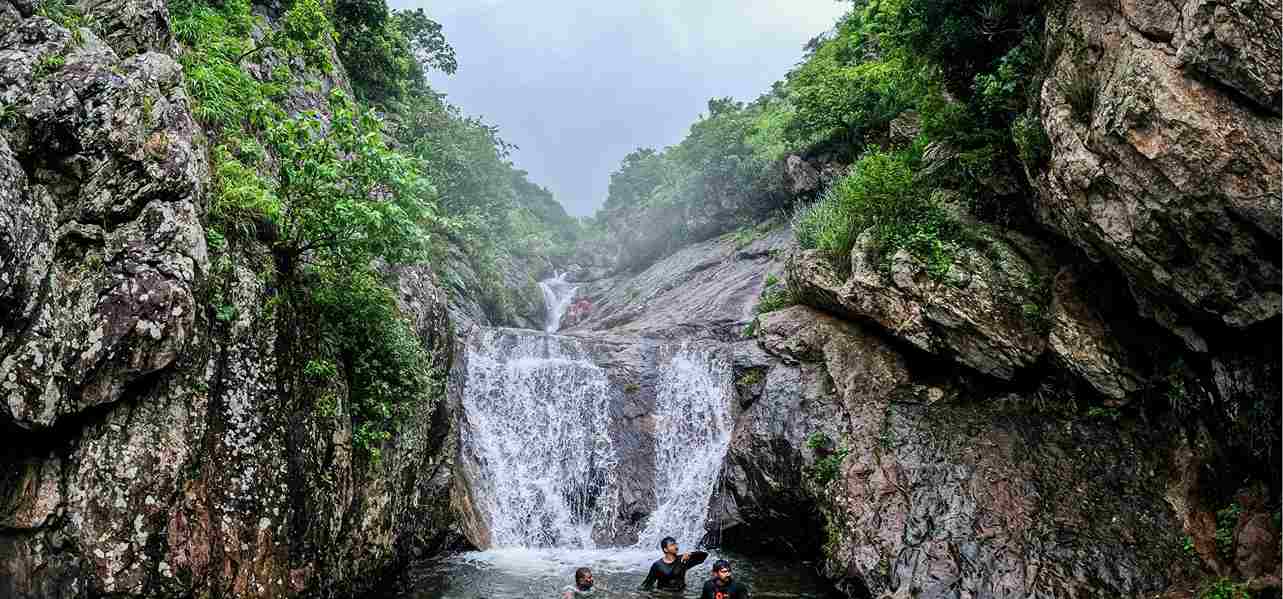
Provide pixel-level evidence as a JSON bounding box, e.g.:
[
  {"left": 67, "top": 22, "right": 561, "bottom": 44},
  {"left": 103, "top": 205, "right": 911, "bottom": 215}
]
[{"left": 386, "top": 0, "right": 851, "bottom": 217}]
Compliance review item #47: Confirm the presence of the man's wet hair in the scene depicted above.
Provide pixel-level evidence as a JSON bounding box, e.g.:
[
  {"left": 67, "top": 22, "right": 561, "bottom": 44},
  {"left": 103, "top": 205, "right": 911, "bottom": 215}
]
[
  {"left": 575, "top": 567, "right": 592, "bottom": 583},
  {"left": 660, "top": 536, "right": 677, "bottom": 550}
]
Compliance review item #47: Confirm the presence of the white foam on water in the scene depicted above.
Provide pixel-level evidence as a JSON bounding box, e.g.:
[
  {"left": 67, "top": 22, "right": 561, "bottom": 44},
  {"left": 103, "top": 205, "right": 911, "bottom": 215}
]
[
  {"left": 636, "top": 346, "right": 734, "bottom": 550},
  {"left": 463, "top": 330, "right": 619, "bottom": 548},
  {"left": 539, "top": 272, "right": 578, "bottom": 333}
]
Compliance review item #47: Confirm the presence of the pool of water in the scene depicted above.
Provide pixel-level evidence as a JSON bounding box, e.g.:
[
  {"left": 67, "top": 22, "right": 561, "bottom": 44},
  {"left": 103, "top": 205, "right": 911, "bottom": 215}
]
[{"left": 386, "top": 547, "right": 838, "bottom": 598}]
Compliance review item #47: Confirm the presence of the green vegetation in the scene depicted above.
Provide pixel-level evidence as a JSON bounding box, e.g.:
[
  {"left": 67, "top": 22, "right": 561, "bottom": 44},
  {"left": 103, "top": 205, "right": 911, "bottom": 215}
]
[
  {"left": 34, "top": 54, "right": 65, "bottom": 77},
  {"left": 1215, "top": 503, "right": 1242, "bottom": 560},
  {"left": 593, "top": 0, "right": 1049, "bottom": 277},
  {"left": 754, "top": 274, "right": 796, "bottom": 315},
  {"left": 805, "top": 432, "right": 850, "bottom": 486},
  {"left": 794, "top": 147, "right": 961, "bottom": 275},
  {"left": 1201, "top": 578, "right": 1252, "bottom": 599},
  {"left": 736, "top": 369, "right": 764, "bottom": 388},
  {"left": 170, "top": 0, "right": 576, "bottom": 459}
]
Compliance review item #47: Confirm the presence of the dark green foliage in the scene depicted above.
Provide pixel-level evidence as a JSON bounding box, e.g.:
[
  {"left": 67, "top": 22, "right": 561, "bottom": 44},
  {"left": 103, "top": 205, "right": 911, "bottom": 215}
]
[
  {"left": 805, "top": 432, "right": 850, "bottom": 486},
  {"left": 310, "top": 266, "right": 441, "bottom": 461},
  {"left": 1201, "top": 578, "right": 1252, "bottom": 599},
  {"left": 332, "top": 0, "right": 456, "bottom": 103},
  {"left": 1215, "top": 503, "right": 1242, "bottom": 560},
  {"left": 1011, "top": 112, "right": 1050, "bottom": 167},
  {"left": 783, "top": 14, "right": 919, "bottom": 153},
  {"left": 794, "top": 147, "right": 960, "bottom": 275},
  {"left": 1064, "top": 70, "right": 1097, "bottom": 124}
]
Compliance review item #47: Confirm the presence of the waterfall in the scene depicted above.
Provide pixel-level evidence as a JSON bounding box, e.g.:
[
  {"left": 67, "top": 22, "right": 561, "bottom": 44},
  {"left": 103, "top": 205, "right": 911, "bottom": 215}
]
[
  {"left": 636, "top": 347, "right": 733, "bottom": 549},
  {"left": 461, "top": 330, "right": 732, "bottom": 550},
  {"left": 462, "top": 330, "right": 619, "bottom": 548},
  {"left": 538, "top": 272, "right": 578, "bottom": 333}
]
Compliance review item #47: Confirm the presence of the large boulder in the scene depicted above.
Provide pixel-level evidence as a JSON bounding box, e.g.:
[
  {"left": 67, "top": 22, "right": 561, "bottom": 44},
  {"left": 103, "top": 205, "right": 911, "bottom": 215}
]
[
  {"left": 715, "top": 306, "right": 1198, "bottom": 597},
  {"left": 0, "top": 18, "right": 207, "bottom": 429},
  {"left": 1036, "top": 0, "right": 1281, "bottom": 349},
  {"left": 570, "top": 226, "right": 792, "bottom": 340},
  {"left": 788, "top": 230, "right": 1051, "bottom": 381}
]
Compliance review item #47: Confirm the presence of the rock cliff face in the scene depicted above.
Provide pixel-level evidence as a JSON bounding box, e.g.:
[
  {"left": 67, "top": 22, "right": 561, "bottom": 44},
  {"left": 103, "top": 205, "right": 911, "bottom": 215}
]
[
  {"left": 1037, "top": 0, "right": 1280, "bottom": 348},
  {"left": 0, "top": 2, "right": 461, "bottom": 597},
  {"left": 557, "top": 1, "right": 1280, "bottom": 595}
]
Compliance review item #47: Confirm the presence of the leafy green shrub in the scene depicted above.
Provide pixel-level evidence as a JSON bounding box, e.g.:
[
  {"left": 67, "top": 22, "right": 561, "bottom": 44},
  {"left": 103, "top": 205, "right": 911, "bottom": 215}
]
[
  {"left": 794, "top": 148, "right": 960, "bottom": 273},
  {"left": 310, "top": 265, "right": 441, "bottom": 461},
  {"left": 1011, "top": 112, "right": 1049, "bottom": 167},
  {"left": 805, "top": 432, "right": 850, "bottom": 486},
  {"left": 785, "top": 47, "right": 919, "bottom": 152},
  {"left": 212, "top": 90, "right": 436, "bottom": 278},
  {"left": 1215, "top": 503, "right": 1242, "bottom": 560},
  {"left": 1201, "top": 578, "right": 1252, "bottom": 599}
]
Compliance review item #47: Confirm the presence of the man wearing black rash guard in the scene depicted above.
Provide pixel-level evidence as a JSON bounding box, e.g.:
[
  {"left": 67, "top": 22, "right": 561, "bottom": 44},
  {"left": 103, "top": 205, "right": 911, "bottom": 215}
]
[
  {"left": 700, "top": 559, "right": 749, "bottom": 599},
  {"left": 639, "top": 536, "right": 691, "bottom": 591}
]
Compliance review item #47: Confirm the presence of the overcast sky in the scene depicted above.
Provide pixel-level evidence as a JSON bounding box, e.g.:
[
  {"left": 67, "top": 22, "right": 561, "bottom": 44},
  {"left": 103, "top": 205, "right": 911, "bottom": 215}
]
[{"left": 387, "top": 0, "right": 851, "bottom": 217}]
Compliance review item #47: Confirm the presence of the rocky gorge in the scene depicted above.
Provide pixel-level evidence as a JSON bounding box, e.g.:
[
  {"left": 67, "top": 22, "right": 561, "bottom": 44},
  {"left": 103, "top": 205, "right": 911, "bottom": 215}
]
[{"left": 1, "top": 0, "right": 1280, "bottom": 598}]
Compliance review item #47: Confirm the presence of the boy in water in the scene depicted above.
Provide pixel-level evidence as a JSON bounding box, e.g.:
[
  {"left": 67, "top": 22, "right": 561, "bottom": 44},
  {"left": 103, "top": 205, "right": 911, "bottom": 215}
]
[
  {"left": 639, "top": 536, "right": 692, "bottom": 591},
  {"left": 700, "top": 560, "right": 748, "bottom": 599},
  {"left": 563, "top": 567, "right": 594, "bottom": 598}
]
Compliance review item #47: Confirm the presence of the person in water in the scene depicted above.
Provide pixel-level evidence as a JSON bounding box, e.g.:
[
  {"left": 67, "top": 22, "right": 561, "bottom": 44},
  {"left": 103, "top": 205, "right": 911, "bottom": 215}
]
[
  {"left": 639, "top": 536, "right": 692, "bottom": 591},
  {"left": 700, "top": 560, "right": 748, "bottom": 599},
  {"left": 562, "top": 567, "right": 594, "bottom": 597}
]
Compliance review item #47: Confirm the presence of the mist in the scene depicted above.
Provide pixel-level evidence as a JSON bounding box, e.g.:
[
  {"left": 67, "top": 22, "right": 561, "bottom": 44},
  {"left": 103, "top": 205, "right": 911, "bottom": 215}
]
[{"left": 386, "top": 0, "right": 851, "bottom": 216}]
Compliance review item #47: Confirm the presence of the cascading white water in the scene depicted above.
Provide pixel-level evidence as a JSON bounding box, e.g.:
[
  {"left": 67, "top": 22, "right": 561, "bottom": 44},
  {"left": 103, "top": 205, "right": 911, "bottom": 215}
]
[
  {"left": 538, "top": 272, "right": 578, "bottom": 333},
  {"left": 462, "top": 329, "right": 732, "bottom": 551},
  {"left": 636, "top": 347, "right": 734, "bottom": 549},
  {"left": 462, "top": 330, "right": 619, "bottom": 548}
]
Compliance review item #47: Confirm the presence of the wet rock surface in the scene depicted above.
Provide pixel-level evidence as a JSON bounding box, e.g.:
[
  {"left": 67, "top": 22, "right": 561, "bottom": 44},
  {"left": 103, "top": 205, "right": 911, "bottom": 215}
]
[
  {"left": 789, "top": 231, "right": 1051, "bottom": 381},
  {"left": 712, "top": 305, "right": 1197, "bottom": 597},
  {"left": 0, "top": 6, "right": 463, "bottom": 598},
  {"left": 569, "top": 226, "right": 791, "bottom": 340},
  {"left": 1037, "top": 0, "right": 1281, "bottom": 346},
  {"left": 0, "top": 16, "right": 207, "bottom": 430}
]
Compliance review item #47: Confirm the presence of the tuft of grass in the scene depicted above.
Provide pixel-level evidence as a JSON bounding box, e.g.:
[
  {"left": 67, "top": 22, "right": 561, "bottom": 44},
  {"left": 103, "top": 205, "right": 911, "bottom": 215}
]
[
  {"left": 755, "top": 285, "right": 795, "bottom": 315},
  {"left": 34, "top": 54, "right": 66, "bottom": 78},
  {"left": 1063, "top": 71, "right": 1096, "bottom": 124},
  {"left": 794, "top": 148, "right": 961, "bottom": 276},
  {"left": 1011, "top": 112, "right": 1049, "bottom": 167},
  {"left": 736, "top": 369, "right": 764, "bottom": 387}
]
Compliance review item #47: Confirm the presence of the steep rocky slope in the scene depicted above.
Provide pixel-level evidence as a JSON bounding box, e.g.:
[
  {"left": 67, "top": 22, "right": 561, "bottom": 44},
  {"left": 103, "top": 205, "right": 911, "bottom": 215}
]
[
  {"left": 559, "top": 1, "right": 1281, "bottom": 596},
  {"left": 0, "top": 2, "right": 462, "bottom": 597}
]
